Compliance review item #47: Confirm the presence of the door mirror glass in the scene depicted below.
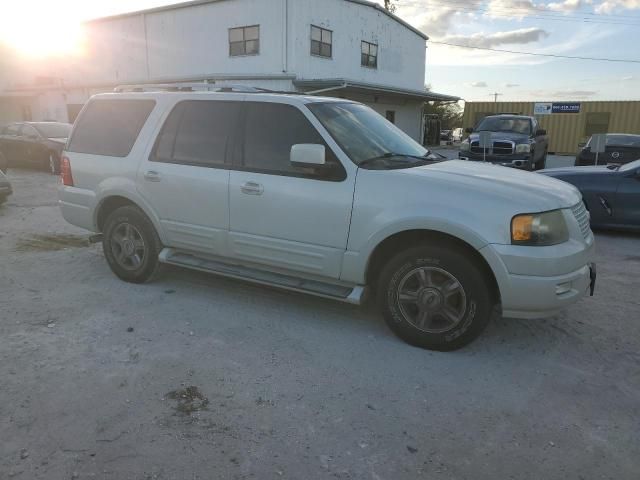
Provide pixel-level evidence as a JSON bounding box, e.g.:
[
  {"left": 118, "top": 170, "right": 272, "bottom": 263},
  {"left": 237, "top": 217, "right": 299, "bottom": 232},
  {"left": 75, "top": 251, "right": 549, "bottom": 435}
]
[
  {"left": 290, "top": 144, "right": 326, "bottom": 167},
  {"left": 465, "top": 127, "right": 473, "bottom": 134},
  {"left": 536, "top": 129, "right": 547, "bottom": 136}
]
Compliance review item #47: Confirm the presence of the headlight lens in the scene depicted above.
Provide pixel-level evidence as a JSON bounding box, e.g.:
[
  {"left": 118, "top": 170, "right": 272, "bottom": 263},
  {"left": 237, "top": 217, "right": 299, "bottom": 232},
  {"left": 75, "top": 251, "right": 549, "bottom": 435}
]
[
  {"left": 511, "top": 210, "right": 569, "bottom": 246},
  {"left": 460, "top": 141, "right": 470, "bottom": 151},
  {"left": 515, "top": 143, "right": 531, "bottom": 153}
]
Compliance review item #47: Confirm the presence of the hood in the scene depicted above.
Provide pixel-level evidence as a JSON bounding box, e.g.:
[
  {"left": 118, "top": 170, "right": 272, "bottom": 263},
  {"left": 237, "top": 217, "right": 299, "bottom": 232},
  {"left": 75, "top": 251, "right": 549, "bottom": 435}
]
[
  {"left": 48, "top": 137, "right": 68, "bottom": 145},
  {"left": 468, "top": 131, "right": 530, "bottom": 143},
  {"left": 395, "top": 160, "right": 581, "bottom": 211},
  {"left": 540, "top": 165, "right": 610, "bottom": 177}
]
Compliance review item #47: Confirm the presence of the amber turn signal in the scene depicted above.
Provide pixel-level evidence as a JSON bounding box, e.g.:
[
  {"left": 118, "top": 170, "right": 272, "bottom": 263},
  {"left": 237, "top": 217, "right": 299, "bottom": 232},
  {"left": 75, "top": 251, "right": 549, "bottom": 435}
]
[{"left": 511, "top": 215, "right": 533, "bottom": 242}]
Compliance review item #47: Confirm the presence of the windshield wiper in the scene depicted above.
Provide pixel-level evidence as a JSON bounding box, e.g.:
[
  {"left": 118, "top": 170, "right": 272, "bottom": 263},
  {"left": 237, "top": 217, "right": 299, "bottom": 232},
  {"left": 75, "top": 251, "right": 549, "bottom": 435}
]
[{"left": 358, "top": 152, "right": 430, "bottom": 167}]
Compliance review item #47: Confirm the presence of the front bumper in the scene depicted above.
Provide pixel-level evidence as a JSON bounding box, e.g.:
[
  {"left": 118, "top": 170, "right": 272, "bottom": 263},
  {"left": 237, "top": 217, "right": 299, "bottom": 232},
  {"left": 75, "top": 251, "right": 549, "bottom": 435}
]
[
  {"left": 480, "top": 236, "right": 596, "bottom": 319},
  {"left": 459, "top": 151, "right": 532, "bottom": 169}
]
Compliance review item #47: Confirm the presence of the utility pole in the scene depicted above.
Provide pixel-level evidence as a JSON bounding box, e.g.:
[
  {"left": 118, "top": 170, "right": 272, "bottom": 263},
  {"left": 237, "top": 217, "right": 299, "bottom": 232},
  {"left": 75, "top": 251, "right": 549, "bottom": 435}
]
[{"left": 490, "top": 92, "right": 503, "bottom": 102}]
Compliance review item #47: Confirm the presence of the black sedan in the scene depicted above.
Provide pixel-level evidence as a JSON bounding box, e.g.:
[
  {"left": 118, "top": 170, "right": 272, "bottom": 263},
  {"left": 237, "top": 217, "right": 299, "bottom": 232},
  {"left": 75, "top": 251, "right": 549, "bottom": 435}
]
[
  {"left": 575, "top": 133, "right": 640, "bottom": 166},
  {"left": 540, "top": 159, "right": 640, "bottom": 231},
  {"left": 0, "top": 122, "right": 72, "bottom": 174}
]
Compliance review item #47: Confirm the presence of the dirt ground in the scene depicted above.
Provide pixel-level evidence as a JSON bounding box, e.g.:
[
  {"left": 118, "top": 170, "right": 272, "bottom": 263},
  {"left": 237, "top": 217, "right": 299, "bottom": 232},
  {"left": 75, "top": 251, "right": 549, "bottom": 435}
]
[{"left": 1, "top": 169, "right": 639, "bottom": 480}]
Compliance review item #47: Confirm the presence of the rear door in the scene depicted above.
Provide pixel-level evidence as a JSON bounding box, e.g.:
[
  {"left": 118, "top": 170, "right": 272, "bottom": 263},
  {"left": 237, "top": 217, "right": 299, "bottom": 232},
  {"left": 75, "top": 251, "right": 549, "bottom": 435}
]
[
  {"left": 19, "top": 124, "right": 44, "bottom": 168},
  {"left": 0, "top": 124, "right": 22, "bottom": 164},
  {"left": 228, "top": 101, "right": 354, "bottom": 279},
  {"left": 614, "top": 166, "right": 640, "bottom": 227},
  {"left": 137, "top": 99, "right": 241, "bottom": 256}
]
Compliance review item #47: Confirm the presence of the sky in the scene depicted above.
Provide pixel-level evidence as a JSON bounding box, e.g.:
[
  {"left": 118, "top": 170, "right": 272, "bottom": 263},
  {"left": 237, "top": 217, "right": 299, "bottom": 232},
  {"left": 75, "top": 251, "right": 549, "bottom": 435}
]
[{"left": 0, "top": 0, "right": 639, "bottom": 101}]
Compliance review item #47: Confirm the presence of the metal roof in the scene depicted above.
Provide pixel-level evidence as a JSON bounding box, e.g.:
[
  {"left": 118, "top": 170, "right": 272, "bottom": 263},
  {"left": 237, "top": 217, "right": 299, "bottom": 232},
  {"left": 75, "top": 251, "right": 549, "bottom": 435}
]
[
  {"left": 294, "top": 79, "right": 459, "bottom": 102},
  {"left": 84, "top": 0, "right": 428, "bottom": 39}
]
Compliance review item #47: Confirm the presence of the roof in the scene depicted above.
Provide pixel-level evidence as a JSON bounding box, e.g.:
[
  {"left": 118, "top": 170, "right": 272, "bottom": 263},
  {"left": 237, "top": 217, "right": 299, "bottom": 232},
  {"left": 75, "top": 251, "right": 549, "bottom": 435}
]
[
  {"left": 293, "top": 79, "right": 459, "bottom": 102},
  {"left": 85, "top": 0, "right": 428, "bottom": 39}
]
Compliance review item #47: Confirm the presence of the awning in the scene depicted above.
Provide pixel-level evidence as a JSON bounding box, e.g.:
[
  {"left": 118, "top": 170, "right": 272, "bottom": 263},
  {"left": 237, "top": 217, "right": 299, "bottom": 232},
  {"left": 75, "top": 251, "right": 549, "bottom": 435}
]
[{"left": 293, "top": 79, "right": 459, "bottom": 102}]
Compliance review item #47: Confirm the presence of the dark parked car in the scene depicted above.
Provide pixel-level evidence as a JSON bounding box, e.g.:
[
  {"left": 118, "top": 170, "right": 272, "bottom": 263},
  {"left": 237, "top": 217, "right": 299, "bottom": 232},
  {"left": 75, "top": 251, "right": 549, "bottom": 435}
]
[
  {"left": 540, "top": 159, "right": 640, "bottom": 231},
  {"left": 440, "top": 129, "right": 452, "bottom": 144},
  {"left": 0, "top": 121, "right": 72, "bottom": 174},
  {"left": 0, "top": 169, "right": 12, "bottom": 205},
  {"left": 575, "top": 133, "right": 640, "bottom": 166},
  {"left": 459, "top": 114, "right": 549, "bottom": 170}
]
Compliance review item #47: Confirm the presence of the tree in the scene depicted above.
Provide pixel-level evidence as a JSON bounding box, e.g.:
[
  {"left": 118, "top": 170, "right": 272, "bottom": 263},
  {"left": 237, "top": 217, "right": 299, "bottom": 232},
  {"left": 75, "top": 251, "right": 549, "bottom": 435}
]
[
  {"left": 384, "top": 0, "right": 396, "bottom": 13},
  {"left": 424, "top": 102, "right": 463, "bottom": 130}
]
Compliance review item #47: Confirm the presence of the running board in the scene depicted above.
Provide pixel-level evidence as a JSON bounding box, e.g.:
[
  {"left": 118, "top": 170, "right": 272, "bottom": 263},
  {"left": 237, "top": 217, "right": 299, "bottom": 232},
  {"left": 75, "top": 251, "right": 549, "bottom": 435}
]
[{"left": 158, "top": 248, "right": 366, "bottom": 305}]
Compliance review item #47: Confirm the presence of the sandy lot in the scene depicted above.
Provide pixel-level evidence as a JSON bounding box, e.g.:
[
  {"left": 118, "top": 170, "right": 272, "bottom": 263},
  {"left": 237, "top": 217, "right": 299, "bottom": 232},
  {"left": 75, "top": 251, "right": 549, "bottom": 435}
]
[{"left": 1, "top": 170, "right": 639, "bottom": 480}]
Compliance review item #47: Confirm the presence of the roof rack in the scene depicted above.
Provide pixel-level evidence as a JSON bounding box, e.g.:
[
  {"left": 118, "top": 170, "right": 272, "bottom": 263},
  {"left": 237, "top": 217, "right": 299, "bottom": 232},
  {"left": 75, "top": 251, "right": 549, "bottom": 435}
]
[{"left": 113, "top": 83, "right": 269, "bottom": 93}]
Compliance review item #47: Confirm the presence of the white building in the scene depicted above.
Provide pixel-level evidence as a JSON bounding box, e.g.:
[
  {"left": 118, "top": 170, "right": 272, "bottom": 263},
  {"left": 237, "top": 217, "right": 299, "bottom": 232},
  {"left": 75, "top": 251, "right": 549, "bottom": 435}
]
[{"left": 0, "top": 0, "right": 457, "bottom": 141}]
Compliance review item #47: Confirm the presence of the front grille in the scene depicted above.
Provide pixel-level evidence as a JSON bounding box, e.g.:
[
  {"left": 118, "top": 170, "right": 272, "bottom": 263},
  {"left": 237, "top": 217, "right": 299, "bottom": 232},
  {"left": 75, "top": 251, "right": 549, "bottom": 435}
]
[
  {"left": 493, "top": 141, "right": 514, "bottom": 155},
  {"left": 469, "top": 141, "right": 514, "bottom": 155},
  {"left": 571, "top": 202, "right": 591, "bottom": 240}
]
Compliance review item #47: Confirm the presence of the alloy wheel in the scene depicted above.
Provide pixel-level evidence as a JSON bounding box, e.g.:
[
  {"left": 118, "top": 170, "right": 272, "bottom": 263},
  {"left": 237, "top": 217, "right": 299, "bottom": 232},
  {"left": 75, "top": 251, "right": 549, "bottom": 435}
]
[{"left": 110, "top": 222, "right": 146, "bottom": 271}]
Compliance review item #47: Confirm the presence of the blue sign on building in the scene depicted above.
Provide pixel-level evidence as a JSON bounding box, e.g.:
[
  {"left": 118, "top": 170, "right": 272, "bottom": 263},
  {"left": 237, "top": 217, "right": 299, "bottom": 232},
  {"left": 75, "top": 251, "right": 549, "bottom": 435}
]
[{"left": 552, "top": 102, "right": 581, "bottom": 114}]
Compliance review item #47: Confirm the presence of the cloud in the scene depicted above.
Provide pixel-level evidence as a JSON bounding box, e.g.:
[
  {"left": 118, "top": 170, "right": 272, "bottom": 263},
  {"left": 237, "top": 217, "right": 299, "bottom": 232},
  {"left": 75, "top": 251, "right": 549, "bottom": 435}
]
[
  {"left": 530, "top": 89, "right": 598, "bottom": 99},
  {"left": 621, "top": 75, "right": 634, "bottom": 80},
  {"left": 441, "top": 27, "right": 549, "bottom": 48},
  {"left": 469, "top": 81, "right": 488, "bottom": 87},
  {"left": 596, "top": 0, "right": 640, "bottom": 13},
  {"left": 486, "top": 0, "right": 589, "bottom": 17},
  {"left": 505, "top": 83, "right": 521, "bottom": 87}
]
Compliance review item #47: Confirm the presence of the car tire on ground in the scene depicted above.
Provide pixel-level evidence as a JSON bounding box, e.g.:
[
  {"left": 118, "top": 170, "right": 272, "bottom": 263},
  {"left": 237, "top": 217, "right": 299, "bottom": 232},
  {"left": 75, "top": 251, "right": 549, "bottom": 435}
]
[
  {"left": 48, "top": 151, "right": 60, "bottom": 175},
  {"left": 377, "top": 244, "right": 494, "bottom": 351},
  {"left": 0, "top": 152, "right": 7, "bottom": 174},
  {"left": 536, "top": 151, "right": 548, "bottom": 170},
  {"left": 103, "top": 205, "right": 162, "bottom": 284}
]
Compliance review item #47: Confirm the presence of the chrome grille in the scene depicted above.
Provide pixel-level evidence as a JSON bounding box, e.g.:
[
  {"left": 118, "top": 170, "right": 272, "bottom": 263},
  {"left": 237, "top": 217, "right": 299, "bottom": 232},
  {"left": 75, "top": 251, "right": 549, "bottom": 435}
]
[
  {"left": 571, "top": 202, "right": 591, "bottom": 239},
  {"left": 469, "top": 141, "right": 514, "bottom": 155}
]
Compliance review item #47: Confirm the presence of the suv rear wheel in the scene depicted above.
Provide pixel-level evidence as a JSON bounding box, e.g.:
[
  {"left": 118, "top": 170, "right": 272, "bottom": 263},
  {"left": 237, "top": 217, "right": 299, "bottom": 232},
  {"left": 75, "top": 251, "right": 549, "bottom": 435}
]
[
  {"left": 103, "top": 205, "right": 162, "bottom": 283},
  {"left": 377, "top": 245, "right": 493, "bottom": 351}
]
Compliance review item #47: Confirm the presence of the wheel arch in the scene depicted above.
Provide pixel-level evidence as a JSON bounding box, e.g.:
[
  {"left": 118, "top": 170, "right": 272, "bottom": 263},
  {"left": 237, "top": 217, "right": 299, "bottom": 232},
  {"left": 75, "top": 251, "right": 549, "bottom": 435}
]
[
  {"left": 364, "top": 229, "right": 501, "bottom": 305},
  {"left": 94, "top": 193, "right": 165, "bottom": 243}
]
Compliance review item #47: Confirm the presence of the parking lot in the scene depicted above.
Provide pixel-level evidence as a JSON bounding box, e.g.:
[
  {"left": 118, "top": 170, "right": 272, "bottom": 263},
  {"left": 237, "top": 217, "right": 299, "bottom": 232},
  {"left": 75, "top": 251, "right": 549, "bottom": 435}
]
[{"left": 1, "top": 169, "right": 639, "bottom": 479}]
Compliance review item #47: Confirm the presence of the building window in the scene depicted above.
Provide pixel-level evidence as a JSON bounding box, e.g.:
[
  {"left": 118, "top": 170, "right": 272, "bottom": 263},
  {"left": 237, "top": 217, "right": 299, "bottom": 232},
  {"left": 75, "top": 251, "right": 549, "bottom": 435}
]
[
  {"left": 311, "top": 25, "right": 332, "bottom": 58},
  {"left": 229, "top": 25, "right": 260, "bottom": 56},
  {"left": 361, "top": 41, "right": 378, "bottom": 68},
  {"left": 386, "top": 110, "right": 396, "bottom": 124}
]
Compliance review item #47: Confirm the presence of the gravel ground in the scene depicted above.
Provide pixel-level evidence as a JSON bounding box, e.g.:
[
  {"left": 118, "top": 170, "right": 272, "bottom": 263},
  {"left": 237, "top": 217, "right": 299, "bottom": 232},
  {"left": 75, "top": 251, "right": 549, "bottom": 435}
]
[{"left": 1, "top": 169, "right": 639, "bottom": 480}]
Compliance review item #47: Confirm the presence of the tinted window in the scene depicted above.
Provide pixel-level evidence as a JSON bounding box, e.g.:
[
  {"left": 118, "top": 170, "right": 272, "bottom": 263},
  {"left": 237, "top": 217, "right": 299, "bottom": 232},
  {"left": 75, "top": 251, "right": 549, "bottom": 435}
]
[
  {"left": 67, "top": 99, "right": 155, "bottom": 157},
  {"left": 242, "top": 102, "right": 344, "bottom": 180},
  {"left": 34, "top": 123, "right": 72, "bottom": 138},
  {"left": 476, "top": 116, "right": 531, "bottom": 135},
  {"left": 152, "top": 100, "right": 241, "bottom": 167},
  {"left": 5, "top": 124, "right": 21, "bottom": 136},
  {"left": 21, "top": 125, "right": 39, "bottom": 137}
]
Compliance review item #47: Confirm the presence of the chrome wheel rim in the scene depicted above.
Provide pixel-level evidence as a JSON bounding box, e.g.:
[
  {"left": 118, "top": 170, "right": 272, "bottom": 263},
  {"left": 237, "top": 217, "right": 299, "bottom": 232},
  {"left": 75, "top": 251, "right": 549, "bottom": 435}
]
[
  {"left": 110, "top": 223, "right": 146, "bottom": 271},
  {"left": 397, "top": 267, "right": 467, "bottom": 333}
]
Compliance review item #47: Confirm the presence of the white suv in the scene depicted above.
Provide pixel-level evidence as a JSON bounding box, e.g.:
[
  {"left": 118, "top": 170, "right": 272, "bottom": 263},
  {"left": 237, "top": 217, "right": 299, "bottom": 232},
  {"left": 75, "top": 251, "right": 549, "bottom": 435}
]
[{"left": 59, "top": 86, "right": 596, "bottom": 351}]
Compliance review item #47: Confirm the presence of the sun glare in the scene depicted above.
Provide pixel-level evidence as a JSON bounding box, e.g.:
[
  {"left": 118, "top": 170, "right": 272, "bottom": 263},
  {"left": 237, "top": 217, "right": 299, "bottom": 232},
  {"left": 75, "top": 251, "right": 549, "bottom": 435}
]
[{"left": 0, "top": 3, "right": 86, "bottom": 57}]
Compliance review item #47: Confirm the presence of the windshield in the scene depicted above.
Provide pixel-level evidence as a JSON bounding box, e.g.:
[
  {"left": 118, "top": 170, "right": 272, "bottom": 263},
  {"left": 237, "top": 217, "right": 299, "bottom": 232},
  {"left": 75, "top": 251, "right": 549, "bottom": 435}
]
[
  {"left": 590, "top": 135, "right": 640, "bottom": 147},
  {"left": 34, "top": 123, "right": 72, "bottom": 138},
  {"left": 476, "top": 117, "right": 531, "bottom": 135},
  {"left": 307, "top": 102, "right": 428, "bottom": 165}
]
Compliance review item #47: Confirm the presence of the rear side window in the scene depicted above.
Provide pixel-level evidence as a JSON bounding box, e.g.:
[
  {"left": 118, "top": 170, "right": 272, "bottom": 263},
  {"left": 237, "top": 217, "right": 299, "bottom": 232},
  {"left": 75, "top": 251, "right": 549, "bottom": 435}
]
[
  {"left": 241, "top": 102, "right": 345, "bottom": 180},
  {"left": 67, "top": 99, "right": 155, "bottom": 157},
  {"left": 152, "top": 100, "right": 241, "bottom": 167}
]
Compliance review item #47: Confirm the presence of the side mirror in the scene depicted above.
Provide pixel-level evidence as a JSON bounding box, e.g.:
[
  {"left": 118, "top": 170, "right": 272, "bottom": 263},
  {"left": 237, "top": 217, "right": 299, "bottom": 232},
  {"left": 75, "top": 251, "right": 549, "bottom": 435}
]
[
  {"left": 536, "top": 129, "right": 547, "bottom": 136},
  {"left": 578, "top": 142, "right": 586, "bottom": 148},
  {"left": 465, "top": 127, "right": 473, "bottom": 134},
  {"left": 290, "top": 144, "right": 326, "bottom": 167}
]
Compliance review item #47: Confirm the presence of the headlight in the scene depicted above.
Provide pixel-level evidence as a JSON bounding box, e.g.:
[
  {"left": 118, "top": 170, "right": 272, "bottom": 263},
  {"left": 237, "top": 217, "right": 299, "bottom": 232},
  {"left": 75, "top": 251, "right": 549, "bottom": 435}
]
[
  {"left": 515, "top": 143, "right": 531, "bottom": 153},
  {"left": 511, "top": 210, "right": 569, "bottom": 246},
  {"left": 460, "top": 141, "right": 470, "bottom": 151}
]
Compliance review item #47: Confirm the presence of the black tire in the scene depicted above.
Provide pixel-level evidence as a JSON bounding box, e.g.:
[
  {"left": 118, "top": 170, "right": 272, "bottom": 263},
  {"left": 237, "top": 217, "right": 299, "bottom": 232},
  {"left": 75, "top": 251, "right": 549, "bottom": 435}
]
[
  {"left": 536, "top": 151, "right": 548, "bottom": 170},
  {"left": 377, "top": 245, "right": 494, "bottom": 351},
  {"left": 47, "top": 151, "right": 60, "bottom": 175},
  {"left": 103, "top": 205, "right": 162, "bottom": 283},
  {"left": 0, "top": 152, "right": 7, "bottom": 174}
]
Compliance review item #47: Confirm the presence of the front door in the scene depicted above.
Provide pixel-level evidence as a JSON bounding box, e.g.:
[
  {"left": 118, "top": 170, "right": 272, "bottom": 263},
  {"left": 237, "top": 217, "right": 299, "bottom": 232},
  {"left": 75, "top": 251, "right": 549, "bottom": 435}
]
[
  {"left": 137, "top": 100, "right": 241, "bottom": 256},
  {"left": 228, "top": 101, "right": 355, "bottom": 279},
  {"left": 615, "top": 166, "right": 640, "bottom": 227}
]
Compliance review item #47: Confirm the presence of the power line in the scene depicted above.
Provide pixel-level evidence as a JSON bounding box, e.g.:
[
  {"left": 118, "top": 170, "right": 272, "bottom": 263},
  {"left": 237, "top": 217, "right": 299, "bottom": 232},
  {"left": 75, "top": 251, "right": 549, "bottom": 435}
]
[{"left": 429, "top": 40, "right": 640, "bottom": 63}]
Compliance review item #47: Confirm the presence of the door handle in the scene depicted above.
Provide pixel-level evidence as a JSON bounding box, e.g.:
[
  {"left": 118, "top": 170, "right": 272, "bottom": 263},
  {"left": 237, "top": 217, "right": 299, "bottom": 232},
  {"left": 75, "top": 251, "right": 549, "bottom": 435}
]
[
  {"left": 240, "top": 181, "right": 264, "bottom": 195},
  {"left": 143, "top": 170, "right": 161, "bottom": 182}
]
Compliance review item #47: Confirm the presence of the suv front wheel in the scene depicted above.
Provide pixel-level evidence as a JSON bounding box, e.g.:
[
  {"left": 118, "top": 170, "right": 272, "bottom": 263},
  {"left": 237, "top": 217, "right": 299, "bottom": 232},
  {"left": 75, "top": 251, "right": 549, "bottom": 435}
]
[
  {"left": 378, "top": 245, "right": 493, "bottom": 351},
  {"left": 103, "top": 205, "right": 162, "bottom": 283}
]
